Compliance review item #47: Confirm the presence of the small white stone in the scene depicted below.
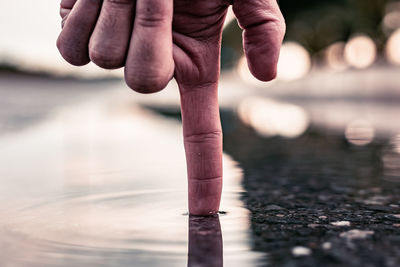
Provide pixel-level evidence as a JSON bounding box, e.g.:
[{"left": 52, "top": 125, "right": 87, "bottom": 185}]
[
  {"left": 330, "top": 221, "right": 351, "bottom": 227},
  {"left": 340, "top": 229, "right": 374, "bottom": 240},
  {"left": 318, "top": 216, "right": 328, "bottom": 220},
  {"left": 392, "top": 214, "right": 400, "bottom": 219},
  {"left": 322, "top": 242, "right": 332, "bottom": 250},
  {"left": 292, "top": 246, "right": 312, "bottom": 257}
]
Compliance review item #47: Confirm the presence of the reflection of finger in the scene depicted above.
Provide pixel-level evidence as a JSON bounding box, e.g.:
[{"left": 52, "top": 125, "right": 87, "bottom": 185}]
[
  {"left": 188, "top": 215, "right": 223, "bottom": 267},
  {"left": 89, "top": 0, "right": 135, "bottom": 69},
  {"left": 180, "top": 84, "right": 223, "bottom": 216},
  {"left": 125, "top": 0, "right": 174, "bottom": 93},
  {"left": 233, "top": 0, "right": 286, "bottom": 81},
  {"left": 57, "top": 0, "right": 102, "bottom": 66}
]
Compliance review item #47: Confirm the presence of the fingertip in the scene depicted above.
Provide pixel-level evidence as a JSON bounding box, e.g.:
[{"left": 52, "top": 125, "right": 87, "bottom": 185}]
[
  {"left": 124, "top": 67, "right": 173, "bottom": 94},
  {"left": 56, "top": 35, "right": 91, "bottom": 66},
  {"left": 89, "top": 46, "right": 125, "bottom": 69},
  {"left": 188, "top": 178, "right": 222, "bottom": 216},
  {"left": 248, "top": 59, "right": 278, "bottom": 82},
  {"left": 57, "top": 0, "right": 102, "bottom": 66}
]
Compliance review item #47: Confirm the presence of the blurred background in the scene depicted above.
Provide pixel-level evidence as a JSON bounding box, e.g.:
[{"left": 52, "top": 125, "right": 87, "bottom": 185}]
[{"left": 1, "top": 0, "right": 400, "bottom": 266}]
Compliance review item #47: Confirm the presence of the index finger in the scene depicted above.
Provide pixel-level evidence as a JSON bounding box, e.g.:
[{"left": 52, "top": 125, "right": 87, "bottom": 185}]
[{"left": 180, "top": 83, "right": 223, "bottom": 216}]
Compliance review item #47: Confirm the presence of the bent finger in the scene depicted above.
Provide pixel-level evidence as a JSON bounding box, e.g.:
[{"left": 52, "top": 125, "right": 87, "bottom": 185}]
[
  {"left": 57, "top": 0, "right": 102, "bottom": 66},
  {"left": 60, "top": 0, "right": 77, "bottom": 27},
  {"left": 89, "top": 0, "right": 136, "bottom": 69},
  {"left": 125, "top": 0, "right": 174, "bottom": 93},
  {"left": 233, "top": 0, "right": 286, "bottom": 81},
  {"left": 179, "top": 84, "right": 223, "bottom": 216}
]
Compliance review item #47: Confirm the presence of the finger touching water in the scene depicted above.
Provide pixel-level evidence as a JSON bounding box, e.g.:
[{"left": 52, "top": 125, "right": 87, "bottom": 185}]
[
  {"left": 57, "top": 0, "right": 102, "bottom": 66},
  {"left": 56, "top": 0, "right": 285, "bottom": 216},
  {"left": 233, "top": 0, "right": 286, "bottom": 81},
  {"left": 125, "top": 0, "right": 174, "bottom": 93},
  {"left": 179, "top": 84, "right": 223, "bottom": 216}
]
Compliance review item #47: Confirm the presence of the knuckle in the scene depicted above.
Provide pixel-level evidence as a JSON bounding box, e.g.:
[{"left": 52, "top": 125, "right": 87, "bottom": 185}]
[
  {"left": 104, "top": 0, "right": 135, "bottom": 10},
  {"left": 60, "top": 0, "right": 77, "bottom": 9},
  {"left": 135, "top": 14, "right": 168, "bottom": 28},
  {"left": 105, "top": 0, "right": 133, "bottom": 5},
  {"left": 184, "top": 131, "right": 222, "bottom": 144},
  {"left": 135, "top": 4, "right": 170, "bottom": 28}
]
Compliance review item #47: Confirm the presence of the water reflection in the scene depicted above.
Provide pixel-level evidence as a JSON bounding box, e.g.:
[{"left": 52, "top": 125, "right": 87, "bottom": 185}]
[
  {"left": 383, "top": 135, "right": 400, "bottom": 181},
  {"left": 325, "top": 42, "right": 348, "bottom": 71},
  {"left": 344, "top": 35, "right": 376, "bottom": 69},
  {"left": 0, "top": 84, "right": 264, "bottom": 266},
  {"left": 345, "top": 120, "right": 375, "bottom": 146},
  {"left": 238, "top": 97, "right": 309, "bottom": 138},
  {"left": 386, "top": 29, "right": 400, "bottom": 66},
  {"left": 188, "top": 215, "right": 223, "bottom": 267}
]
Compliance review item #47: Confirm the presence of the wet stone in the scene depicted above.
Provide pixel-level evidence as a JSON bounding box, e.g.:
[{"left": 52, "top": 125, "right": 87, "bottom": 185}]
[
  {"left": 322, "top": 242, "right": 332, "bottom": 250},
  {"left": 265, "top": 204, "right": 285, "bottom": 211},
  {"left": 340, "top": 230, "right": 374, "bottom": 240},
  {"left": 330, "top": 221, "right": 351, "bottom": 227},
  {"left": 292, "top": 246, "right": 312, "bottom": 257},
  {"left": 220, "top": 116, "right": 400, "bottom": 267}
]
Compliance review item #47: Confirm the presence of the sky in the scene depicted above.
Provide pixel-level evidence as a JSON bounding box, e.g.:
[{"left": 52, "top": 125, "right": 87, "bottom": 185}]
[{"left": 0, "top": 0, "right": 118, "bottom": 77}]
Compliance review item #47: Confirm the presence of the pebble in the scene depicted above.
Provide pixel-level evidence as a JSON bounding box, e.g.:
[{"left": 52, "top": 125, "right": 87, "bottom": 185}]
[
  {"left": 340, "top": 230, "right": 374, "bottom": 240},
  {"left": 392, "top": 214, "right": 400, "bottom": 219},
  {"left": 322, "top": 242, "right": 332, "bottom": 250},
  {"left": 307, "top": 223, "right": 320, "bottom": 228},
  {"left": 276, "top": 214, "right": 285, "bottom": 217},
  {"left": 318, "top": 216, "right": 328, "bottom": 220},
  {"left": 265, "top": 205, "right": 284, "bottom": 211},
  {"left": 291, "top": 246, "right": 312, "bottom": 257},
  {"left": 330, "top": 221, "right": 351, "bottom": 227}
]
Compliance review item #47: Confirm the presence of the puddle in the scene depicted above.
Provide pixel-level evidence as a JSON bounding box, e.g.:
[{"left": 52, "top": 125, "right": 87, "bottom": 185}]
[
  {"left": 0, "top": 87, "right": 265, "bottom": 267},
  {"left": 1, "top": 190, "right": 263, "bottom": 267}
]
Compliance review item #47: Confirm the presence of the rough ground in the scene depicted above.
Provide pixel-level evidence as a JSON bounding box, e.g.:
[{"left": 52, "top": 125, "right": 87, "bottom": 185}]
[{"left": 222, "top": 113, "right": 400, "bottom": 267}]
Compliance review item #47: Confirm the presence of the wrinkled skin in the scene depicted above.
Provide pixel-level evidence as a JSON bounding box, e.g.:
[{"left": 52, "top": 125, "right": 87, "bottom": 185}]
[{"left": 57, "top": 0, "right": 285, "bottom": 215}]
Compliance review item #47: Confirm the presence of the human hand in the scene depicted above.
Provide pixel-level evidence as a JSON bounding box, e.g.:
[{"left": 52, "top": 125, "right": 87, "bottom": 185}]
[{"left": 57, "top": 0, "right": 285, "bottom": 215}]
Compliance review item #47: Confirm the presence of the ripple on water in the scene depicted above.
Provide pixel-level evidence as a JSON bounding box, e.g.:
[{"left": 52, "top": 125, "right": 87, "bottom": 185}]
[{"left": 1, "top": 190, "right": 266, "bottom": 267}]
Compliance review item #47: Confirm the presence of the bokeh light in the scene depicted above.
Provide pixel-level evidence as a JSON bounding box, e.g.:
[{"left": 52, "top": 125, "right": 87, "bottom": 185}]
[
  {"left": 386, "top": 29, "right": 400, "bottom": 65},
  {"left": 345, "top": 120, "right": 375, "bottom": 146},
  {"left": 344, "top": 35, "right": 376, "bottom": 69},
  {"left": 383, "top": 11, "right": 400, "bottom": 30},
  {"left": 238, "top": 97, "right": 309, "bottom": 138},
  {"left": 277, "top": 42, "right": 311, "bottom": 81},
  {"left": 325, "top": 42, "right": 348, "bottom": 71},
  {"left": 384, "top": 2, "right": 400, "bottom": 30}
]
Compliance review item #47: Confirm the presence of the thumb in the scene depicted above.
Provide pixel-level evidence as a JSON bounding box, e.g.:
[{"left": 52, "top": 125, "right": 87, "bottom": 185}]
[{"left": 233, "top": 0, "right": 286, "bottom": 81}]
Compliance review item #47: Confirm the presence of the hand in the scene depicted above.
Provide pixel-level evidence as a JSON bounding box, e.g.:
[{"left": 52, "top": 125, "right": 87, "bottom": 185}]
[{"left": 57, "top": 0, "right": 285, "bottom": 215}]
